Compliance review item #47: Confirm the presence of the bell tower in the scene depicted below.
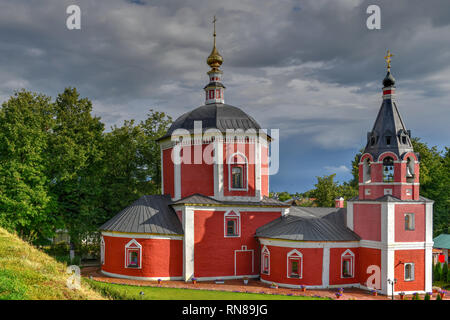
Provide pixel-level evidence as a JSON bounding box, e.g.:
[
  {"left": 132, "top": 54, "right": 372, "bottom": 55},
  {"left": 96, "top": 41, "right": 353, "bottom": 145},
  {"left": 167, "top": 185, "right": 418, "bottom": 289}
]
[
  {"left": 359, "top": 50, "right": 420, "bottom": 201},
  {"left": 347, "top": 51, "right": 433, "bottom": 295}
]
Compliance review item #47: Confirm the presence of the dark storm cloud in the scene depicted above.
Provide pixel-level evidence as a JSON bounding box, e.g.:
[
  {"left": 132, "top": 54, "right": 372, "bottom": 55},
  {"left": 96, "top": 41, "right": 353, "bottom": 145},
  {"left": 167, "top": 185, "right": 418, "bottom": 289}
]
[{"left": 0, "top": 0, "right": 448, "bottom": 191}]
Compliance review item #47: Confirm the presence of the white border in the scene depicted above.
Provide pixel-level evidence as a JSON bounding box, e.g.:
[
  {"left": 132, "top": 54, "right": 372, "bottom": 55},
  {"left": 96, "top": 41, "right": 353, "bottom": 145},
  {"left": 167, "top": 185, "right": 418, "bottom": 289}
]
[
  {"left": 340, "top": 249, "right": 355, "bottom": 279},
  {"left": 228, "top": 152, "right": 248, "bottom": 191},
  {"left": 224, "top": 209, "right": 241, "bottom": 237},
  {"left": 101, "top": 270, "right": 183, "bottom": 281},
  {"left": 124, "top": 239, "right": 142, "bottom": 269},
  {"left": 286, "top": 249, "right": 303, "bottom": 279},
  {"left": 261, "top": 245, "right": 270, "bottom": 275}
]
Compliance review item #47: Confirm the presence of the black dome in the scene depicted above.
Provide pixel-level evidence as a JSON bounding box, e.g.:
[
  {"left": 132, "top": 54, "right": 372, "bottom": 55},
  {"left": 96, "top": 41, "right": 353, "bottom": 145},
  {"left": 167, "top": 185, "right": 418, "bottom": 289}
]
[
  {"left": 382, "top": 71, "right": 396, "bottom": 87},
  {"left": 161, "top": 103, "right": 261, "bottom": 139}
]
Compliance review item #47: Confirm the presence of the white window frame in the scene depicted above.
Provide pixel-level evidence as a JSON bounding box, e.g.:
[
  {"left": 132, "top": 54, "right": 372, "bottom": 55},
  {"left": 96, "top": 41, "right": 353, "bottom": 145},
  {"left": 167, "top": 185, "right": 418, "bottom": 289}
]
[
  {"left": 404, "top": 213, "right": 415, "bottom": 231},
  {"left": 228, "top": 152, "right": 248, "bottom": 191},
  {"left": 100, "top": 236, "right": 105, "bottom": 265},
  {"left": 404, "top": 263, "right": 415, "bottom": 281},
  {"left": 261, "top": 246, "right": 270, "bottom": 275},
  {"left": 287, "top": 249, "right": 303, "bottom": 279},
  {"left": 124, "top": 239, "right": 142, "bottom": 269},
  {"left": 224, "top": 210, "right": 241, "bottom": 238},
  {"left": 340, "top": 249, "right": 355, "bottom": 278}
]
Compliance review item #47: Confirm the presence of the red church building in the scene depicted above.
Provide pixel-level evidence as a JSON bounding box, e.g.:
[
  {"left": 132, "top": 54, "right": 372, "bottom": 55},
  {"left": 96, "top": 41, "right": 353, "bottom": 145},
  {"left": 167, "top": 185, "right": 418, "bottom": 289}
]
[{"left": 100, "top": 28, "right": 433, "bottom": 295}]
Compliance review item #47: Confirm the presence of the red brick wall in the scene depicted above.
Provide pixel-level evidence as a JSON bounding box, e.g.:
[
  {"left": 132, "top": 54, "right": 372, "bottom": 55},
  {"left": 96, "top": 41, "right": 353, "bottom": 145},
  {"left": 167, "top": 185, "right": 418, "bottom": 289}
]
[
  {"left": 394, "top": 249, "right": 425, "bottom": 292},
  {"left": 193, "top": 210, "right": 281, "bottom": 278},
  {"left": 395, "top": 204, "right": 425, "bottom": 242},
  {"left": 353, "top": 203, "right": 381, "bottom": 241},
  {"left": 329, "top": 247, "right": 359, "bottom": 285},
  {"left": 102, "top": 235, "right": 183, "bottom": 278},
  {"left": 357, "top": 247, "right": 381, "bottom": 287},
  {"left": 259, "top": 244, "right": 323, "bottom": 286},
  {"left": 180, "top": 145, "right": 215, "bottom": 198}
]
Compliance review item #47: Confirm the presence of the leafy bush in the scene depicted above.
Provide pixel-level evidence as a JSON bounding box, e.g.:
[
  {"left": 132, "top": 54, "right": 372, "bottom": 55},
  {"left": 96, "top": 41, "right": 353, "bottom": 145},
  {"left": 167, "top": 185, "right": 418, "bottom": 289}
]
[
  {"left": 424, "top": 292, "right": 431, "bottom": 300},
  {"left": 442, "top": 263, "right": 448, "bottom": 282},
  {"left": 434, "top": 263, "right": 442, "bottom": 282}
]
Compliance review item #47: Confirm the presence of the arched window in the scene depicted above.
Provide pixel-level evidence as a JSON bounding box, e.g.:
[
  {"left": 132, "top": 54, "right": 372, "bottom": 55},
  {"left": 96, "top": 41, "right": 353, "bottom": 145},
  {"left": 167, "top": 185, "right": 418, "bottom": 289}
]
[
  {"left": 363, "top": 158, "right": 371, "bottom": 183},
  {"left": 261, "top": 246, "right": 270, "bottom": 275},
  {"left": 125, "top": 239, "right": 142, "bottom": 269},
  {"left": 100, "top": 236, "right": 105, "bottom": 265},
  {"left": 406, "top": 157, "right": 415, "bottom": 183},
  {"left": 228, "top": 152, "right": 248, "bottom": 191},
  {"left": 341, "top": 249, "right": 355, "bottom": 278},
  {"left": 404, "top": 263, "right": 415, "bottom": 281},
  {"left": 287, "top": 250, "right": 303, "bottom": 279},
  {"left": 224, "top": 210, "right": 240, "bottom": 237},
  {"left": 383, "top": 157, "right": 394, "bottom": 182}
]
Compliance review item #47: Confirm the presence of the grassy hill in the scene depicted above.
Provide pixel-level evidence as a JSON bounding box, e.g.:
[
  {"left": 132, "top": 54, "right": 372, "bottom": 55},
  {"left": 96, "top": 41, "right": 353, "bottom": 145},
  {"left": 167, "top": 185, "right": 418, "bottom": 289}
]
[{"left": 0, "top": 227, "right": 104, "bottom": 300}]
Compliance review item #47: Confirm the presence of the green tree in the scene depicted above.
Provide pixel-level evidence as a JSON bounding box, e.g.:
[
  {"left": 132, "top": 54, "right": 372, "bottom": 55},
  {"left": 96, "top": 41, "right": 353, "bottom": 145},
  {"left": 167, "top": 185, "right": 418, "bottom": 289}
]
[
  {"left": 97, "top": 110, "right": 172, "bottom": 225},
  {"left": 47, "top": 87, "right": 105, "bottom": 247},
  {"left": 411, "top": 138, "right": 449, "bottom": 236},
  {"left": 312, "top": 174, "right": 339, "bottom": 207},
  {"left": 0, "top": 90, "right": 59, "bottom": 241}
]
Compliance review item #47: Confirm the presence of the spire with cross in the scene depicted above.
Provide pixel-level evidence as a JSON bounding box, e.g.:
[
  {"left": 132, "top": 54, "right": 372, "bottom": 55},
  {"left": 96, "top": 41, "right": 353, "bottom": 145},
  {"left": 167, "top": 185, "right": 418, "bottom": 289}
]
[{"left": 204, "top": 16, "right": 225, "bottom": 104}]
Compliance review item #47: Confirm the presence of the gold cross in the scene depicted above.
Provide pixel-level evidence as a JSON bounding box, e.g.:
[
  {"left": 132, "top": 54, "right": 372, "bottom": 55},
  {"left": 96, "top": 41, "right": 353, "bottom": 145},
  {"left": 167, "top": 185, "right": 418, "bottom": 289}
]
[
  {"left": 384, "top": 49, "right": 394, "bottom": 71},
  {"left": 212, "top": 16, "right": 217, "bottom": 36}
]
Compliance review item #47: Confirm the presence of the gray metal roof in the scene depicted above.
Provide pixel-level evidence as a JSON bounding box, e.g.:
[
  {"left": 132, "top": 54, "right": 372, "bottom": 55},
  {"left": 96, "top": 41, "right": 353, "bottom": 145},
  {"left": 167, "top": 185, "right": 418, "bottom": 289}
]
[
  {"left": 160, "top": 103, "right": 261, "bottom": 140},
  {"left": 256, "top": 206, "right": 360, "bottom": 241},
  {"left": 100, "top": 195, "right": 183, "bottom": 235},
  {"left": 171, "top": 193, "right": 289, "bottom": 207}
]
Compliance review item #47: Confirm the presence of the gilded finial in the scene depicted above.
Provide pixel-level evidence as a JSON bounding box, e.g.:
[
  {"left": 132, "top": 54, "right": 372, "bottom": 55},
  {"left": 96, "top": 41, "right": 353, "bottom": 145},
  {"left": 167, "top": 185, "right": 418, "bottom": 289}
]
[
  {"left": 384, "top": 49, "right": 394, "bottom": 71},
  {"left": 207, "top": 16, "right": 223, "bottom": 73}
]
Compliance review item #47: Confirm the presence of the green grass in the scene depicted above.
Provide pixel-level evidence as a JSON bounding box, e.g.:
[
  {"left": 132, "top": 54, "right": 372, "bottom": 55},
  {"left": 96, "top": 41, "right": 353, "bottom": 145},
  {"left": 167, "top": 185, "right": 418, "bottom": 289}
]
[
  {"left": 0, "top": 227, "right": 104, "bottom": 300},
  {"left": 85, "top": 279, "right": 330, "bottom": 300}
]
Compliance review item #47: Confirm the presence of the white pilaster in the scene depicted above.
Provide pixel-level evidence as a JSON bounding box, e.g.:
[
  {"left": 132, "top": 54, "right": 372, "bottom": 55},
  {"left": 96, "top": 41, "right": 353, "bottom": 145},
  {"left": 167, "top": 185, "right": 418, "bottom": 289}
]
[
  {"left": 425, "top": 202, "right": 434, "bottom": 292},
  {"left": 381, "top": 202, "right": 395, "bottom": 294},
  {"left": 173, "top": 144, "right": 181, "bottom": 200},
  {"left": 346, "top": 201, "right": 354, "bottom": 230},
  {"left": 183, "top": 206, "right": 195, "bottom": 281},
  {"left": 322, "top": 245, "right": 330, "bottom": 287},
  {"left": 255, "top": 138, "right": 262, "bottom": 200}
]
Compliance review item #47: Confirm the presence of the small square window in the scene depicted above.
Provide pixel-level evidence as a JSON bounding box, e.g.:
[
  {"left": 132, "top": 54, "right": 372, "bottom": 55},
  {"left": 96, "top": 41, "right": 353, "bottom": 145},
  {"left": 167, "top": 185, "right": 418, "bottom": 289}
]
[
  {"left": 406, "top": 189, "right": 412, "bottom": 196},
  {"left": 405, "top": 213, "right": 415, "bottom": 231},
  {"left": 365, "top": 189, "right": 371, "bottom": 195},
  {"left": 384, "top": 189, "right": 392, "bottom": 195}
]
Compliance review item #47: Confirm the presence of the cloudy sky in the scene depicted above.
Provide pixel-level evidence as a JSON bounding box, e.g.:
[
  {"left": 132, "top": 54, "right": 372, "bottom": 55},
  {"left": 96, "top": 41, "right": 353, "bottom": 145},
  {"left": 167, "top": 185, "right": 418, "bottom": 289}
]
[{"left": 0, "top": 0, "right": 449, "bottom": 193}]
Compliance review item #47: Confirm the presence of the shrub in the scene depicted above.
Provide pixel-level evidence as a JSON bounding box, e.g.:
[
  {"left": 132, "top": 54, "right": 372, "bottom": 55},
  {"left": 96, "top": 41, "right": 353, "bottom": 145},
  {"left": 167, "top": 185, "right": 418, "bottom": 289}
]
[
  {"left": 442, "top": 263, "right": 448, "bottom": 282},
  {"left": 412, "top": 292, "right": 420, "bottom": 300},
  {"left": 436, "top": 293, "right": 442, "bottom": 300},
  {"left": 434, "top": 263, "right": 442, "bottom": 282},
  {"left": 424, "top": 292, "right": 431, "bottom": 300}
]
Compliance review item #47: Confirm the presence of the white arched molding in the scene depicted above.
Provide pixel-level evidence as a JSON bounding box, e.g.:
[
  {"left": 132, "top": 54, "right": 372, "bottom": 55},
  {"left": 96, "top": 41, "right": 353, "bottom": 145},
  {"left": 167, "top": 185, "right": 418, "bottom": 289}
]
[
  {"left": 261, "top": 245, "right": 270, "bottom": 275},
  {"left": 224, "top": 209, "right": 241, "bottom": 238},
  {"left": 124, "top": 239, "right": 142, "bottom": 269},
  {"left": 286, "top": 249, "right": 303, "bottom": 279},
  {"left": 100, "top": 236, "right": 105, "bottom": 265},
  {"left": 228, "top": 152, "right": 248, "bottom": 191},
  {"left": 341, "top": 249, "right": 355, "bottom": 278}
]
